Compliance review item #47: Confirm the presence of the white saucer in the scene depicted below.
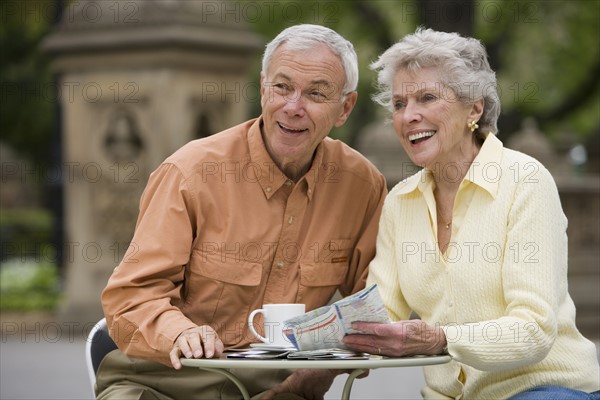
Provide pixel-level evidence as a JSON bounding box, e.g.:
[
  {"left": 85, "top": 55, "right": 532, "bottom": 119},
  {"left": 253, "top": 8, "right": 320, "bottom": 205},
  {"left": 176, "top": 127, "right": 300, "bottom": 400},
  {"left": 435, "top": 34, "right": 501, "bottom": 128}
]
[{"left": 249, "top": 343, "right": 297, "bottom": 351}]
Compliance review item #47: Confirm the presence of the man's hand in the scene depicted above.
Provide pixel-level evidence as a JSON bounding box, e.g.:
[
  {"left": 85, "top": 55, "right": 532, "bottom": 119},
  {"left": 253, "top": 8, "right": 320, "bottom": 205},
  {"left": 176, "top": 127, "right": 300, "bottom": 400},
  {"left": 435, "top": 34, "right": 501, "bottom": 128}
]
[
  {"left": 261, "top": 369, "right": 339, "bottom": 400},
  {"left": 169, "top": 325, "right": 224, "bottom": 369}
]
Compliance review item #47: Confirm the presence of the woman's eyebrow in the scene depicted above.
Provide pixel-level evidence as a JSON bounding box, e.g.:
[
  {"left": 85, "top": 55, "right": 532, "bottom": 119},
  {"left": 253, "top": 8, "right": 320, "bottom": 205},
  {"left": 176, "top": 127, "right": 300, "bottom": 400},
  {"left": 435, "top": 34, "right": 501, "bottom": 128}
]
[{"left": 393, "top": 82, "right": 439, "bottom": 98}]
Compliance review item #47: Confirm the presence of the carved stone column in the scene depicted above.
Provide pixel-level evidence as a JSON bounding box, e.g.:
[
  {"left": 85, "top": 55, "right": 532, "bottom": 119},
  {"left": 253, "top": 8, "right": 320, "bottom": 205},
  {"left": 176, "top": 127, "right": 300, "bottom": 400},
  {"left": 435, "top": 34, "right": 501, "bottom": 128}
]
[{"left": 42, "top": 0, "right": 263, "bottom": 323}]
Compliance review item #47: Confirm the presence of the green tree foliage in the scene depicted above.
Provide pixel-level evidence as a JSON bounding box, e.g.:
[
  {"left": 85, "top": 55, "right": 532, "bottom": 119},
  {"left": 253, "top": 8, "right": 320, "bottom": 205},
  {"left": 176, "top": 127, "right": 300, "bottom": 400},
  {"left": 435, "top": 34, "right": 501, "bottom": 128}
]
[
  {"left": 1, "top": 0, "right": 598, "bottom": 165},
  {"left": 477, "top": 0, "right": 600, "bottom": 138},
  {"left": 246, "top": 0, "right": 599, "bottom": 143},
  {"left": 1, "top": 0, "right": 56, "bottom": 164}
]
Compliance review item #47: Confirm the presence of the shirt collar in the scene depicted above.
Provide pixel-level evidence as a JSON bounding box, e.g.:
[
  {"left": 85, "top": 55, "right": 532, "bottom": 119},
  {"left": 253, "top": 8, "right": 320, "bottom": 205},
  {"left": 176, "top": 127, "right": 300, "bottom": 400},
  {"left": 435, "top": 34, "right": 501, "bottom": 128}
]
[
  {"left": 393, "top": 168, "right": 429, "bottom": 197},
  {"left": 394, "top": 133, "right": 503, "bottom": 199},
  {"left": 463, "top": 133, "right": 503, "bottom": 199},
  {"left": 248, "top": 116, "right": 321, "bottom": 200},
  {"left": 302, "top": 143, "right": 322, "bottom": 201}
]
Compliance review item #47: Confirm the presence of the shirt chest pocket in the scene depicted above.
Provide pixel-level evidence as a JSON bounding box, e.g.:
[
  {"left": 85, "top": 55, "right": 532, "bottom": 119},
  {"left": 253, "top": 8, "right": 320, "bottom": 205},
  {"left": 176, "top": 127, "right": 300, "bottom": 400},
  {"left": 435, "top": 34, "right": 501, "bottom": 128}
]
[
  {"left": 297, "top": 239, "right": 352, "bottom": 307},
  {"left": 184, "top": 249, "right": 262, "bottom": 342}
]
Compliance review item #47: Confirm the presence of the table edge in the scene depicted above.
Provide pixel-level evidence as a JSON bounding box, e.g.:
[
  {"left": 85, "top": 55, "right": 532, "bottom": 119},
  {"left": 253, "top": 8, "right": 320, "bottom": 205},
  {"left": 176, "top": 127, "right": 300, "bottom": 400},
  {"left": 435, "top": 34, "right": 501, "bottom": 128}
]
[{"left": 180, "top": 355, "right": 452, "bottom": 369}]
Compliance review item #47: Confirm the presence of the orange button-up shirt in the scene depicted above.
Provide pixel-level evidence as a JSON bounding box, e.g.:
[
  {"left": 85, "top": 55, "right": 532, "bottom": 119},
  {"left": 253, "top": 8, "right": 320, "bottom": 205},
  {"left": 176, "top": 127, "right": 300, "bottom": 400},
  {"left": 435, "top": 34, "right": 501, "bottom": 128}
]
[{"left": 102, "top": 117, "right": 387, "bottom": 365}]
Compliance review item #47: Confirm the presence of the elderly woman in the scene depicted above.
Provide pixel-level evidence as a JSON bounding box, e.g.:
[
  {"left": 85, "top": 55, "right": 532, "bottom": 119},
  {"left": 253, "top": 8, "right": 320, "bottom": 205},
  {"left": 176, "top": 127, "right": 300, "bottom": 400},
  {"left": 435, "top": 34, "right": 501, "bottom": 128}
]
[{"left": 344, "top": 28, "right": 600, "bottom": 400}]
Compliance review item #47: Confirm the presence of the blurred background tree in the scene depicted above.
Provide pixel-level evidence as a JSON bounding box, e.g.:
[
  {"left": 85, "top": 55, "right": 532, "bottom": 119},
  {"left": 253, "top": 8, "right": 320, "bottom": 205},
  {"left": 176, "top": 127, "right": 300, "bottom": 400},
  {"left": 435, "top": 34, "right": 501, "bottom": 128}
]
[
  {"left": 1, "top": 0, "right": 61, "bottom": 309},
  {"left": 246, "top": 0, "right": 599, "bottom": 147},
  {"left": 1, "top": 0, "right": 57, "bottom": 166},
  {"left": 2, "top": 0, "right": 598, "bottom": 163}
]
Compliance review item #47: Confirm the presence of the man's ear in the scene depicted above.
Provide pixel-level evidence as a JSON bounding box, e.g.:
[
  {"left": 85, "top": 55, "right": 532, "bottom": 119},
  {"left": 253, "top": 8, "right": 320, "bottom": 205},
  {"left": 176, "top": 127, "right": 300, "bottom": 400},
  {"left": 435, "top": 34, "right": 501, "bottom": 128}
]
[
  {"left": 334, "top": 91, "right": 358, "bottom": 128},
  {"left": 260, "top": 72, "right": 269, "bottom": 107},
  {"left": 260, "top": 72, "right": 265, "bottom": 98}
]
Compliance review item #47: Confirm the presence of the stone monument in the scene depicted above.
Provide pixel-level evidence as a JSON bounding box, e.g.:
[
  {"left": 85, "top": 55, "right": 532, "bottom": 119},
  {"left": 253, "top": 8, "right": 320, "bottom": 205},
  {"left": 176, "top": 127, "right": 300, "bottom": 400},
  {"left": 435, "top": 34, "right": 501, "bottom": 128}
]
[
  {"left": 356, "top": 113, "right": 420, "bottom": 189},
  {"left": 507, "top": 118, "right": 599, "bottom": 339},
  {"left": 41, "top": 0, "right": 263, "bottom": 323}
]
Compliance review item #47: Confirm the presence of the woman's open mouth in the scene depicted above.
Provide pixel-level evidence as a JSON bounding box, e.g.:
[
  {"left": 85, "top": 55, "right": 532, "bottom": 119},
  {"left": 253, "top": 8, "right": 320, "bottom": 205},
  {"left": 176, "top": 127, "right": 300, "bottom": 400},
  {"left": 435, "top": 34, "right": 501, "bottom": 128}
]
[{"left": 408, "top": 131, "right": 436, "bottom": 144}]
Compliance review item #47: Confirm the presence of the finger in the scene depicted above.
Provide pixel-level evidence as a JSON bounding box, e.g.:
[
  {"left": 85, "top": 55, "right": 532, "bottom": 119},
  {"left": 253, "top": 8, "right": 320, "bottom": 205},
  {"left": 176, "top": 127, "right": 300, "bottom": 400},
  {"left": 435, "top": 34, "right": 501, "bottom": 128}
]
[
  {"left": 177, "top": 336, "right": 193, "bottom": 359},
  {"left": 351, "top": 321, "right": 379, "bottom": 333},
  {"left": 199, "top": 328, "right": 220, "bottom": 358},
  {"left": 374, "top": 345, "right": 383, "bottom": 355},
  {"left": 213, "top": 337, "right": 225, "bottom": 357},
  {"left": 262, "top": 376, "right": 291, "bottom": 399},
  {"left": 216, "top": 340, "right": 224, "bottom": 354},
  {"left": 261, "top": 382, "right": 287, "bottom": 400},
  {"left": 357, "top": 370, "right": 370, "bottom": 379},
  {"left": 202, "top": 328, "right": 225, "bottom": 358},
  {"left": 187, "top": 333, "right": 204, "bottom": 358},
  {"left": 342, "top": 335, "right": 371, "bottom": 349},
  {"left": 261, "top": 389, "right": 276, "bottom": 400},
  {"left": 343, "top": 339, "right": 379, "bottom": 356},
  {"left": 169, "top": 346, "right": 182, "bottom": 370}
]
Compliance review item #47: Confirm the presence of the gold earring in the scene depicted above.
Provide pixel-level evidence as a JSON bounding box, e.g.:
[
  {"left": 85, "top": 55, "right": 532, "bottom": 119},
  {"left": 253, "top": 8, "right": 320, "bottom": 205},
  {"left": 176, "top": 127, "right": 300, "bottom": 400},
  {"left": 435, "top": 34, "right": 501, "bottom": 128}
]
[{"left": 468, "top": 120, "right": 479, "bottom": 132}]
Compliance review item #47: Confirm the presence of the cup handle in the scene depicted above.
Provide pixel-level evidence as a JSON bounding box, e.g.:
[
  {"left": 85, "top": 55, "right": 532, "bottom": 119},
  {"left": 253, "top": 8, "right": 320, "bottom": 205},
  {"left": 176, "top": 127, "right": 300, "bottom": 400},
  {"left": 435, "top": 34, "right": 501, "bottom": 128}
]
[{"left": 248, "top": 309, "right": 269, "bottom": 344}]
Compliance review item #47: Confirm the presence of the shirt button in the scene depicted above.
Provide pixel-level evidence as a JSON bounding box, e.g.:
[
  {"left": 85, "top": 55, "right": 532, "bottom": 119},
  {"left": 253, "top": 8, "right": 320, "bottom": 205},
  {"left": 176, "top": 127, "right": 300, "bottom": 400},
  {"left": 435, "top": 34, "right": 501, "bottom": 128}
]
[
  {"left": 307, "top": 188, "right": 312, "bottom": 196},
  {"left": 276, "top": 260, "right": 284, "bottom": 268},
  {"left": 266, "top": 187, "right": 272, "bottom": 193},
  {"left": 288, "top": 216, "right": 294, "bottom": 224},
  {"left": 284, "top": 180, "right": 292, "bottom": 187},
  {"left": 448, "top": 302, "right": 454, "bottom": 307}
]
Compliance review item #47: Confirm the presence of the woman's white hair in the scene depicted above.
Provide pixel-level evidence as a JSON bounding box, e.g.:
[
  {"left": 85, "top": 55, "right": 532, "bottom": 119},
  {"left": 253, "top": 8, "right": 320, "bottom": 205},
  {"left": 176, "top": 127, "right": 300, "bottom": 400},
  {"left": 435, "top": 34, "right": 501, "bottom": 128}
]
[
  {"left": 371, "top": 27, "right": 500, "bottom": 134},
  {"left": 262, "top": 24, "right": 359, "bottom": 95}
]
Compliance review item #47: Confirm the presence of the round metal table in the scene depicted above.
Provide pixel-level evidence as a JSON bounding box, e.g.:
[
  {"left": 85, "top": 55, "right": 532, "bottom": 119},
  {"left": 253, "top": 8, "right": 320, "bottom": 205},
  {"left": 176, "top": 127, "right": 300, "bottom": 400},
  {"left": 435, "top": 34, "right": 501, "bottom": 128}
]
[{"left": 181, "top": 354, "right": 451, "bottom": 399}]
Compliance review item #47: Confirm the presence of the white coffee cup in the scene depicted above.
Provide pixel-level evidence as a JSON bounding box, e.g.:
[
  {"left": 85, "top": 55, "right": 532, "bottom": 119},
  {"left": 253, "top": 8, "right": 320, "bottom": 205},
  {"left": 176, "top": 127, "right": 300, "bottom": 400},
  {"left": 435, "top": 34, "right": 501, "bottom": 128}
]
[{"left": 248, "top": 303, "right": 305, "bottom": 347}]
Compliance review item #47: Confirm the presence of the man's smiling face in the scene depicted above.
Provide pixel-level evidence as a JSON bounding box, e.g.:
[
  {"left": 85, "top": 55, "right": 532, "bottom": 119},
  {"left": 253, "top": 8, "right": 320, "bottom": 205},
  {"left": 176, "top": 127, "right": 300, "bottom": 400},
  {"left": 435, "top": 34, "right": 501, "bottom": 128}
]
[{"left": 260, "top": 43, "right": 357, "bottom": 178}]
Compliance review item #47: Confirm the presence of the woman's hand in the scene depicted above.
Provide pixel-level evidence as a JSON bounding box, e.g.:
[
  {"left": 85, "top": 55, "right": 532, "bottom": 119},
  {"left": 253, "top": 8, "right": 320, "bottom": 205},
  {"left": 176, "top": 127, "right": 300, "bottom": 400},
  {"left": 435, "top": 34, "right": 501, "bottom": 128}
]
[{"left": 343, "top": 320, "right": 447, "bottom": 357}]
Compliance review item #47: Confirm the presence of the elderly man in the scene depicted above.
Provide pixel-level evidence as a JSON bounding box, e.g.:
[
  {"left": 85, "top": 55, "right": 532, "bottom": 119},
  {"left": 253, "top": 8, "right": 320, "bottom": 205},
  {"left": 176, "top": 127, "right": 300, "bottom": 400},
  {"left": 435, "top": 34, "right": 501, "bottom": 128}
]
[{"left": 98, "top": 24, "right": 386, "bottom": 399}]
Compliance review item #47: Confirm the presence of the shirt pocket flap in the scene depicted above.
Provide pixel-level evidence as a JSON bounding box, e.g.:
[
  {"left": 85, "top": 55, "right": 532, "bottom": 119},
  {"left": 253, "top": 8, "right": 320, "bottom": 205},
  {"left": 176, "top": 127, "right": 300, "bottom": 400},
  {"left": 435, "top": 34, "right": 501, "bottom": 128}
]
[
  {"left": 300, "top": 262, "right": 348, "bottom": 287},
  {"left": 193, "top": 251, "right": 262, "bottom": 286},
  {"left": 317, "top": 238, "right": 353, "bottom": 264},
  {"left": 326, "top": 238, "right": 353, "bottom": 251}
]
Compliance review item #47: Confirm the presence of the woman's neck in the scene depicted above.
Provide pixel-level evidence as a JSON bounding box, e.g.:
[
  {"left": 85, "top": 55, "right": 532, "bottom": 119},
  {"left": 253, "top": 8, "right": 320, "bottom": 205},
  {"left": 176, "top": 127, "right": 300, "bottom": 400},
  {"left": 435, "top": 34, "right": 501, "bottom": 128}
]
[{"left": 430, "top": 135, "right": 482, "bottom": 195}]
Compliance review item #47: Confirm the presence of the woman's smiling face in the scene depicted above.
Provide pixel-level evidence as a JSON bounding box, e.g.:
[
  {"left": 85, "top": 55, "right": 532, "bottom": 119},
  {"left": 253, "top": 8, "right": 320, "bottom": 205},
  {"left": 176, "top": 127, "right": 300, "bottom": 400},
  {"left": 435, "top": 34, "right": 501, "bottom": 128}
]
[{"left": 391, "top": 67, "right": 482, "bottom": 170}]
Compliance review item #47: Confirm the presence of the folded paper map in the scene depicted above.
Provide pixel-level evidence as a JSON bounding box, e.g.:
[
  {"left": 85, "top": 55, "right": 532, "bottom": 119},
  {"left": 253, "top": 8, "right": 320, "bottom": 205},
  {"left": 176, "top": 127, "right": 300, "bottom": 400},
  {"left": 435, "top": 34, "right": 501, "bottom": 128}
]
[{"left": 283, "top": 284, "right": 390, "bottom": 351}]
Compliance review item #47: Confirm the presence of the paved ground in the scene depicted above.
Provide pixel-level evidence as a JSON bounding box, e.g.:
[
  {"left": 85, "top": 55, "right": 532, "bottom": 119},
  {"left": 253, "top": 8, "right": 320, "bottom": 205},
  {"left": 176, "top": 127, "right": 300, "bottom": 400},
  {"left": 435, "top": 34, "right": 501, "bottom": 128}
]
[
  {"left": 1, "top": 338, "right": 91, "bottom": 400},
  {"left": 0, "top": 336, "right": 425, "bottom": 400}
]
